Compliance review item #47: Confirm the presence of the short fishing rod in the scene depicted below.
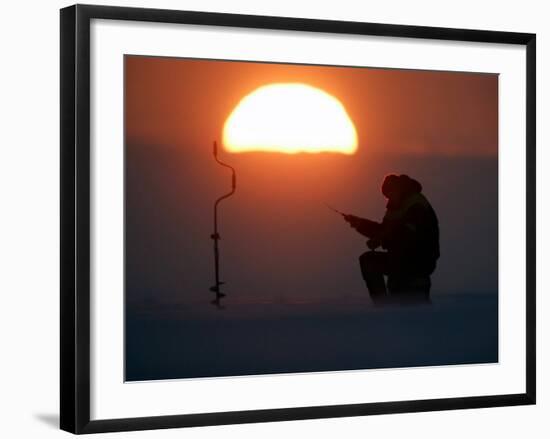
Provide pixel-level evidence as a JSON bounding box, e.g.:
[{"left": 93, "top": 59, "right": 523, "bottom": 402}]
[{"left": 325, "top": 203, "right": 351, "bottom": 220}]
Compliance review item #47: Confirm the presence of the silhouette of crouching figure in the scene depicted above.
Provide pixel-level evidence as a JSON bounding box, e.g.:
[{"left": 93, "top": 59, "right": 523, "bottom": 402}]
[{"left": 346, "top": 174, "right": 440, "bottom": 304}]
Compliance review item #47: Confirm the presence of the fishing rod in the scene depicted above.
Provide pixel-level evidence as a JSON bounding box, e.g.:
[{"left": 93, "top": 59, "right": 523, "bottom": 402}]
[
  {"left": 325, "top": 203, "right": 349, "bottom": 219},
  {"left": 210, "top": 141, "right": 236, "bottom": 308}
]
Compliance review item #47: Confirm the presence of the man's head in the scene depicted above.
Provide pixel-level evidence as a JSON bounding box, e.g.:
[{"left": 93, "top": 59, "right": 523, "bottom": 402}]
[{"left": 381, "top": 174, "right": 422, "bottom": 200}]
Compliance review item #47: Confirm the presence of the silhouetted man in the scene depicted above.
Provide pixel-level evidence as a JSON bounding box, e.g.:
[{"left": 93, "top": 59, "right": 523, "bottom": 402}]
[{"left": 344, "top": 174, "right": 440, "bottom": 304}]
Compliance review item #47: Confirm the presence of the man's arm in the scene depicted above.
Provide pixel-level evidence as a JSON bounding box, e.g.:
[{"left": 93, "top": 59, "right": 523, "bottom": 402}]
[
  {"left": 380, "top": 204, "right": 426, "bottom": 251},
  {"left": 345, "top": 215, "right": 382, "bottom": 238}
]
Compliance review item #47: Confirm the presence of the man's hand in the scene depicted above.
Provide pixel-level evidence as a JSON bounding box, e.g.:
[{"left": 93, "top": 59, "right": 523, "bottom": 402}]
[
  {"left": 367, "top": 238, "right": 381, "bottom": 250},
  {"left": 343, "top": 215, "right": 382, "bottom": 239},
  {"left": 343, "top": 214, "right": 361, "bottom": 228}
]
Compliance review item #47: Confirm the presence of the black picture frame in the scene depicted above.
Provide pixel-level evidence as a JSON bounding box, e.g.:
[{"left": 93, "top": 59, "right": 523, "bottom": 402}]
[{"left": 60, "top": 4, "right": 536, "bottom": 434}]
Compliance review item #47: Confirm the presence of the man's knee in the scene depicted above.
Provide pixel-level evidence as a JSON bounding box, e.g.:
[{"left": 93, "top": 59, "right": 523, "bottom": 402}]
[{"left": 359, "top": 251, "right": 383, "bottom": 273}]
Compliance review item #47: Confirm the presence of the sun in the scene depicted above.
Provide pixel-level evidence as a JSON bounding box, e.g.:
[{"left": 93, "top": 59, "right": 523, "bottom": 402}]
[{"left": 223, "top": 83, "right": 358, "bottom": 154}]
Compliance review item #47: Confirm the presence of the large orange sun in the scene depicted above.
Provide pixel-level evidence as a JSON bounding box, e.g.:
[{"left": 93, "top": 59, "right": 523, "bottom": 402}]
[{"left": 223, "top": 83, "right": 358, "bottom": 154}]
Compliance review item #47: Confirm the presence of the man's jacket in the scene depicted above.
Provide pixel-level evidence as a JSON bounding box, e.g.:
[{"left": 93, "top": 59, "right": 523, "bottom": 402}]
[{"left": 352, "top": 192, "right": 440, "bottom": 273}]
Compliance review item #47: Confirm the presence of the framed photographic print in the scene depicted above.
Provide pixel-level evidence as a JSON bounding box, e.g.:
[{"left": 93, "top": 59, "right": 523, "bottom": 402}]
[{"left": 60, "top": 4, "right": 536, "bottom": 434}]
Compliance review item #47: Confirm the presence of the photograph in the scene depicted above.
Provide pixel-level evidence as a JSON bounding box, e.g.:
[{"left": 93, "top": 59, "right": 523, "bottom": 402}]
[{"left": 124, "top": 56, "right": 499, "bottom": 382}]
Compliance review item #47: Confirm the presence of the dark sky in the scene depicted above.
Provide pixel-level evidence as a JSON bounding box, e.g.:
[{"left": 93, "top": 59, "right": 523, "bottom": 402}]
[{"left": 124, "top": 56, "right": 498, "bottom": 307}]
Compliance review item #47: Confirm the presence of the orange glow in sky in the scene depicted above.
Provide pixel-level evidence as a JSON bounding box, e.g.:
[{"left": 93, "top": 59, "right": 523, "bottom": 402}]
[{"left": 223, "top": 83, "right": 358, "bottom": 154}]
